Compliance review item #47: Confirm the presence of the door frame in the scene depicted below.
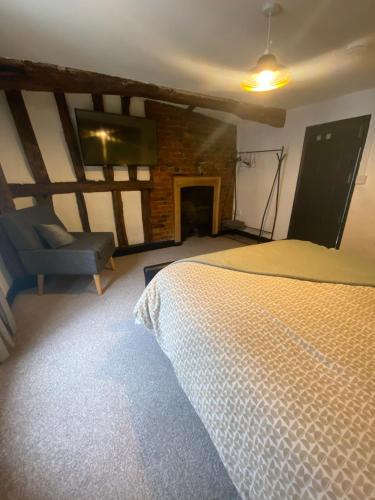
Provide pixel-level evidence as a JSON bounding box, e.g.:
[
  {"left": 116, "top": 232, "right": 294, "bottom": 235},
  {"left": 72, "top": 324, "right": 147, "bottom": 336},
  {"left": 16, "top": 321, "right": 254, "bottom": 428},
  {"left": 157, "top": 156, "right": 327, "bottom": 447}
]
[{"left": 288, "top": 114, "right": 371, "bottom": 248}]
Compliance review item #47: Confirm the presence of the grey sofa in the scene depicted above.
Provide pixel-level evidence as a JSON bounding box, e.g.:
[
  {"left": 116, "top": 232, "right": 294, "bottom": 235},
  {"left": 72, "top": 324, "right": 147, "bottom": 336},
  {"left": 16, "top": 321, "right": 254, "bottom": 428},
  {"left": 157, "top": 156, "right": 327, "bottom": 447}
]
[{"left": 0, "top": 203, "right": 115, "bottom": 295}]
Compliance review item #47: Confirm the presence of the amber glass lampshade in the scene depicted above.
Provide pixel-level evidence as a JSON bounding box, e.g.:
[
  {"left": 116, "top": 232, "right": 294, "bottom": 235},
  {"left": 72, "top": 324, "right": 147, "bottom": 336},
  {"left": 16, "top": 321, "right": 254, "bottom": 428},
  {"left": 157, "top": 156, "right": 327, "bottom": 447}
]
[{"left": 241, "top": 53, "right": 290, "bottom": 92}]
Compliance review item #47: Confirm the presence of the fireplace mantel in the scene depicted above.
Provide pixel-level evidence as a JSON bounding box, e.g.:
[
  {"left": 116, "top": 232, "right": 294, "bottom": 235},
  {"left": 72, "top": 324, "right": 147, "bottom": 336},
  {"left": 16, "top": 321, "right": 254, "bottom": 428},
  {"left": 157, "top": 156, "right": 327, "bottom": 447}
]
[{"left": 173, "top": 176, "right": 221, "bottom": 243}]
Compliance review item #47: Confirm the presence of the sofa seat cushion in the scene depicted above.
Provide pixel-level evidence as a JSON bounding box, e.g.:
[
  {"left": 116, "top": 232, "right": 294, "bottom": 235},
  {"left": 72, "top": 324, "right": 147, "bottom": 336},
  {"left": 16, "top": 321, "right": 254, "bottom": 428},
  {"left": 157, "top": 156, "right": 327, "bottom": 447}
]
[
  {"left": 19, "top": 232, "right": 116, "bottom": 275},
  {"left": 69, "top": 232, "right": 115, "bottom": 260}
]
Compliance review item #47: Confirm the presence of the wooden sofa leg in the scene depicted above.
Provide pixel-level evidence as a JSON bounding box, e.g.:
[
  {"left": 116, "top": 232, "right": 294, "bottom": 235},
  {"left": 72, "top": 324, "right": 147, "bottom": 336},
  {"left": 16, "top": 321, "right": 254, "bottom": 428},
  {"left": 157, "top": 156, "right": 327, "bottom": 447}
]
[
  {"left": 93, "top": 274, "right": 103, "bottom": 295},
  {"left": 37, "top": 274, "right": 44, "bottom": 295},
  {"left": 108, "top": 256, "right": 115, "bottom": 271}
]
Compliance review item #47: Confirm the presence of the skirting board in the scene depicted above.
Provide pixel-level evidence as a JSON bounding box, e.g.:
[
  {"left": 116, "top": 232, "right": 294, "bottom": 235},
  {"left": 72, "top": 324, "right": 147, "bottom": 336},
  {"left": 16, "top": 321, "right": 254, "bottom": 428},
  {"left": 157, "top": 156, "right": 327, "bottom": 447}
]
[
  {"left": 219, "top": 229, "right": 272, "bottom": 244},
  {"left": 114, "top": 240, "right": 178, "bottom": 257}
]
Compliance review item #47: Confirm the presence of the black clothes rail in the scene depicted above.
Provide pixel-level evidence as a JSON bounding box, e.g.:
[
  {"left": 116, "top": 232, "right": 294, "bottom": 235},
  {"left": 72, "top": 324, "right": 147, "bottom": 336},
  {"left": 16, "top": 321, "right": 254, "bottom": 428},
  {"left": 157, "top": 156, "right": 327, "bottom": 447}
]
[{"left": 236, "top": 147, "right": 286, "bottom": 242}]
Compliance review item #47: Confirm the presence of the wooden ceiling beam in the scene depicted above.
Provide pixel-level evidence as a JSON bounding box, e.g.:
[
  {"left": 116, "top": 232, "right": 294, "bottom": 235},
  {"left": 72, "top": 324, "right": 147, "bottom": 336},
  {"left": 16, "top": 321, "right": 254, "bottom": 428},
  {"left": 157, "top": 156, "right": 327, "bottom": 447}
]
[{"left": 0, "top": 57, "right": 286, "bottom": 127}]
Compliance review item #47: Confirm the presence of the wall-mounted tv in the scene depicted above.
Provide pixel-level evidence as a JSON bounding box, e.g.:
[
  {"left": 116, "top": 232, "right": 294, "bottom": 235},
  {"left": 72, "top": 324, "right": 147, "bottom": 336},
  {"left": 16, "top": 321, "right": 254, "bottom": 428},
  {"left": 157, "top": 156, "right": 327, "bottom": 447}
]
[{"left": 75, "top": 109, "right": 157, "bottom": 166}]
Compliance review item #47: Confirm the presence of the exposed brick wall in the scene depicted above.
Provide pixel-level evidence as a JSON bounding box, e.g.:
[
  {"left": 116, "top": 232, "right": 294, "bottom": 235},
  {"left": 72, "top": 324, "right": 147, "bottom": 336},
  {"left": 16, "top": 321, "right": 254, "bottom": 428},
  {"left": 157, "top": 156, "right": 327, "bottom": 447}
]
[{"left": 145, "top": 100, "right": 237, "bottom": 242}]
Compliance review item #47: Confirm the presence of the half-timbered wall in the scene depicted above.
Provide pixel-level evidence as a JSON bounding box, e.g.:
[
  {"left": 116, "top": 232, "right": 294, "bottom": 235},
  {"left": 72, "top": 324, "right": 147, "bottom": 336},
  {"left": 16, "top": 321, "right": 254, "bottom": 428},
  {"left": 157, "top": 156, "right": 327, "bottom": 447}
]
[
  {"left": 0, "top": 91, "right": 150, "bottom": 245},
  {"left": 0, "top": 90, "right": 237, "bottom": 293}
]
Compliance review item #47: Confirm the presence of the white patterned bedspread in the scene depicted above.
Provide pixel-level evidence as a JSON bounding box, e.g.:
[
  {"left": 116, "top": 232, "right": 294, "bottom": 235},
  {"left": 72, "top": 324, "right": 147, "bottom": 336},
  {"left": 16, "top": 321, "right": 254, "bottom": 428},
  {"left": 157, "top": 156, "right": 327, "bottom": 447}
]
[{"left": 134, "top": 261, "right": 375, "bottom": 500}]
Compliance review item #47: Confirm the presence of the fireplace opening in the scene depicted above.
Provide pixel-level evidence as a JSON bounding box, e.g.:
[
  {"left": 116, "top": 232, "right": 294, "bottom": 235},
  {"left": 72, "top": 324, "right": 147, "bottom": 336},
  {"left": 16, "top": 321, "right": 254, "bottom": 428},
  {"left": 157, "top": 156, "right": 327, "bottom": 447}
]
[{"left": 181, "top": 186, "right": 214, "bottom": 240}]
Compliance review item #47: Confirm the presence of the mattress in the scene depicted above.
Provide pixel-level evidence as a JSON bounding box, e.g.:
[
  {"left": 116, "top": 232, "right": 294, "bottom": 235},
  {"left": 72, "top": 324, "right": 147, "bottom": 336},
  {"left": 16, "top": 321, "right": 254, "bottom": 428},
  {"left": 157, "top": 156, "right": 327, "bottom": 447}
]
[{"left": 134, "top": 241, "right": 375, "bottom": 499}]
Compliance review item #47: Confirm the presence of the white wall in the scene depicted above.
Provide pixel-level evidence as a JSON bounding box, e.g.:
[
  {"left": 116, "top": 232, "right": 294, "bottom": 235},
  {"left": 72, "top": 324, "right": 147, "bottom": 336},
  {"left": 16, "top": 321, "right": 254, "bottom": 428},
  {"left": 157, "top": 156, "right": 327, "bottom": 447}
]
[
  {"left": 0, "top": 91, "right": 151, "bottom": 293},
  {"left": 237, "top": 88, "right": 375, "bottom": 258}
]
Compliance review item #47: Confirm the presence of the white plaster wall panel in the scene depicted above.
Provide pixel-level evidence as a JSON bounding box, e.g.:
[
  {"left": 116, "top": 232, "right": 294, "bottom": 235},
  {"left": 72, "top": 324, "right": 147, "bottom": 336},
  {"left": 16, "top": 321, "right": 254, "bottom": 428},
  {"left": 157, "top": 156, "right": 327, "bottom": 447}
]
[
  {"left": 14, "top": 197, "right": 35, "bottom": 210},
  {"left": 85, "top": 166, "right": 105, "bottom": 181},
  {"left": 130, "top": 98, "right": 146, "bottom": 117},
  {"left": 113, "top": 166, "right": 129, "bottom": 181},
  {"left": 52, "top": 194, "right": 83, "bottom": 232},
  {"left": 103, "top": 95, "right": 121, "bottom": 114},
  {"left": 137, "top": 167, "right": 150, "bottom": 181},
  {"left": 121, "top": 191, "right": 144, "bottom": 245},
  {"left": 22, "top": 91, "right": 76, "bottom": 182},
  {"left": 0, "top": 91, "right": 34, "bottom": 183},
  {"left": 83, "top": 192, "right": 118, "bottom": 246}
]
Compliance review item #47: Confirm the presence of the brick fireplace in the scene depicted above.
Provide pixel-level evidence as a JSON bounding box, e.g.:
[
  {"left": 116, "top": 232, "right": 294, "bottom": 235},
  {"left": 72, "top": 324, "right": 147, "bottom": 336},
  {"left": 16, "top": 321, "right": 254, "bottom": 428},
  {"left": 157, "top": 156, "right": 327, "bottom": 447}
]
[
  {"left": 144, "top": 100, "right": 237, "bottom": 243},
  {"left": 173, "top": 176, "right": 221, "bottom": 243}
]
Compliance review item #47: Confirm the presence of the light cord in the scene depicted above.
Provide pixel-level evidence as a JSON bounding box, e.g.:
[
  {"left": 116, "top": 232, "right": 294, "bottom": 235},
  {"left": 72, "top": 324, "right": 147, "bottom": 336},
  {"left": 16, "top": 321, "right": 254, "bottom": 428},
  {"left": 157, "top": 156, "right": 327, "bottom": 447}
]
[{"left": 265, "top": 11, "right": 271, "bottom": 54}]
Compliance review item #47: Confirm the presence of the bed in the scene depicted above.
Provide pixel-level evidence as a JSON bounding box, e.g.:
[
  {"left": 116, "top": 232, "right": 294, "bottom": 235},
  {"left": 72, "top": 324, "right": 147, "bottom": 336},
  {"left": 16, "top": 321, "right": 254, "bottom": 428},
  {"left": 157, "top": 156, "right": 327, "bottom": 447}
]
[{"left": 134, "top": 240, "right": 375, "bottom": 500}]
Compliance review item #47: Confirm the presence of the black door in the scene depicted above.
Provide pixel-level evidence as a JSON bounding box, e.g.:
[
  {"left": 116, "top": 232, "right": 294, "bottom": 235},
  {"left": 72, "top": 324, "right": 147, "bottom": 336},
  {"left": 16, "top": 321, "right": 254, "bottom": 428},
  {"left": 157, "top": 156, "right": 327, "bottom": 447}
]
[{"left": 288, "top": 115, "right": 370, "bottom": 248}]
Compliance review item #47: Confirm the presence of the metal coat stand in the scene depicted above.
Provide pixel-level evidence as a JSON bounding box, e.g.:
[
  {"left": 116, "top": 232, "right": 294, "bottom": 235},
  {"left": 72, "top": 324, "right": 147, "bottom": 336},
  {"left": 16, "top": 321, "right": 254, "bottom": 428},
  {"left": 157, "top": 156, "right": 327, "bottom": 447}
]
[{"left": 236, "top": 146, "right": 286, "bottom": 242}]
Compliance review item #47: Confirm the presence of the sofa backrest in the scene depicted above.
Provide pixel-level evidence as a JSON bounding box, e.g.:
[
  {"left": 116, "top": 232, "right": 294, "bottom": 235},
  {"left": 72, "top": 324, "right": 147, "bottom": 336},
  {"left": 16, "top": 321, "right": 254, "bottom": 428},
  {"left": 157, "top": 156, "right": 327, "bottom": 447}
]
[{"left": 0, "top": 202, "right": 65, "bottom": 250}]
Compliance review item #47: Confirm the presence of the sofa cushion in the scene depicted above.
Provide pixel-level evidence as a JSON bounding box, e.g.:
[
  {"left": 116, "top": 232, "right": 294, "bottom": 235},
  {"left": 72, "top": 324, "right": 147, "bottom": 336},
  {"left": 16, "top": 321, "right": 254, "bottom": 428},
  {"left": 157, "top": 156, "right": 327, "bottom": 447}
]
[
  {"left": 19, "top": 232, "right": 115, "bottom": 275},
  {"left": 35, "top": 224, "right": 76, "bottom": 249},
  {"left": 0, "top": 203, "right": 65, "bottom": 250},
  {"left": 69, "top": 232, "right": 115, "bottom": 260}
]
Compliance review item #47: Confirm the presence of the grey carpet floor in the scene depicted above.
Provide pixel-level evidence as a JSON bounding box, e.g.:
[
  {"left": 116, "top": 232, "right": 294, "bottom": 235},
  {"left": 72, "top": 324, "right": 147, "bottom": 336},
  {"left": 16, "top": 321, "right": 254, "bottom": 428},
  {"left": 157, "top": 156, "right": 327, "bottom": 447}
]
[{"left": 0, "top": 236, "right": 246, "bottom": 500}]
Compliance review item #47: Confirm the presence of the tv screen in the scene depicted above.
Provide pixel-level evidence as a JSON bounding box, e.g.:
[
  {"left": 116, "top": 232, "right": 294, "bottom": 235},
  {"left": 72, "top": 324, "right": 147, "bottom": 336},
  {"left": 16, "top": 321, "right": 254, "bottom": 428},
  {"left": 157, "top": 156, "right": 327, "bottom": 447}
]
[{"left": 75, "top": 109, "right": 157, "bottom": 166}]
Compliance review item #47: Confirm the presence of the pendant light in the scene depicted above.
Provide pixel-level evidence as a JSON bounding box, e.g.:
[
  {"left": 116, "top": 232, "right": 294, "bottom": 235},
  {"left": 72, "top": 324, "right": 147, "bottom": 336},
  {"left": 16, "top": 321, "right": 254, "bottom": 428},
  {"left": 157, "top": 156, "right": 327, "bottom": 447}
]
[{"left": 241, "top": 1, "right": 290, "bottom": 92}]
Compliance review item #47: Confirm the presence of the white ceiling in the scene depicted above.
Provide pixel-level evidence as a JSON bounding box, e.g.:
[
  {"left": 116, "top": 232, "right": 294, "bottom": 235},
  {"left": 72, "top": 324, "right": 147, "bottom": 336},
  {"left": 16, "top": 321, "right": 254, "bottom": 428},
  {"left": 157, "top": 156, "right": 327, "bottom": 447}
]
[{"left": 1, "top": 0, "right": 375, "bottom": 110}]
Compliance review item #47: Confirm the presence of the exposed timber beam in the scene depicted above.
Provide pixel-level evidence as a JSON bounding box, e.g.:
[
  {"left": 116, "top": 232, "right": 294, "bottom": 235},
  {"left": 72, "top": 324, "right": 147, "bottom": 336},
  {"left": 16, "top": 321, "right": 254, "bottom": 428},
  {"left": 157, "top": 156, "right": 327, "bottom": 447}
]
[
  {"left": 121, "top": 96, "right": 131, "bottom": 115},
  {"left": 101, "top": 165, "right": 129, "bottom": 248},
  {"left": 0, "top": 57, "right": 286, "bottom": 127},
  {"left": 54, "top": 92, "right": 91, "bottom": 232},
  {"left": 9, "top": 180, "right": 153, "bottom": 197},
  {"left": 112, "top": 189, "right": 128, "bottom": 247},
  {"left": 127, "top": 166, "right": 137, "bottom": 180},
  {"left": 54, "top": 93, "right": 86, "bottom": 182},
  {"left": 5, "top": 90, "right": 51, "bottom": 183},
  {"left": 92, "top": 93, "right": 104, "bottom": 112}
]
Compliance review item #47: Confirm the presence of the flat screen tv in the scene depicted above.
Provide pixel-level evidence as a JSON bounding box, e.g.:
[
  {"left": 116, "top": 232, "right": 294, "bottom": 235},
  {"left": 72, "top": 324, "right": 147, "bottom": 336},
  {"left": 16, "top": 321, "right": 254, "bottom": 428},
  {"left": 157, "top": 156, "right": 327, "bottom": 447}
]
[{"left": 75, "top": 109, "right": 157, "bottom": 165}]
